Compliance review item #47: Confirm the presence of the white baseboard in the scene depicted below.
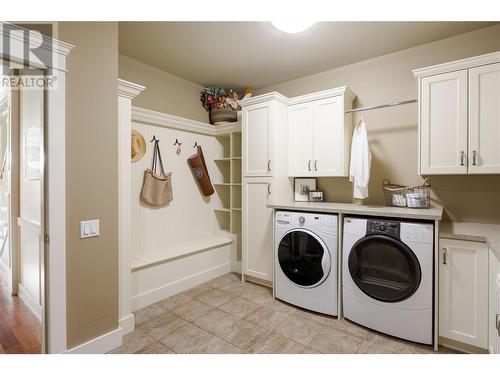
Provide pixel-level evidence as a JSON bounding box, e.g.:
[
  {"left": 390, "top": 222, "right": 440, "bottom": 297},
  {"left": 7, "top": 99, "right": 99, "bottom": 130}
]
[
  {"left": 18, "top": 283, "right": 42, "bottom": 321},
  {"left": 66, "top": 327, "right": 123, "bottom": 354},
  {"left": 120, "top": 313, "right": 135, "bottom": 335},
  {"left": 231, "top": 261, "right": 242, "bottom": 274},
  {"left": 131, "top": 261, "right": 231, "bottom": 311}
]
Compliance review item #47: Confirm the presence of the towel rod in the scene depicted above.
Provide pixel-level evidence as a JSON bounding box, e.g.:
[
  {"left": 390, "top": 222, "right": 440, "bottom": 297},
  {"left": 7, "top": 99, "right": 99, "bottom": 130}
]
[{"left": 345, "top": 99, "right": 418, "bottom": 114}]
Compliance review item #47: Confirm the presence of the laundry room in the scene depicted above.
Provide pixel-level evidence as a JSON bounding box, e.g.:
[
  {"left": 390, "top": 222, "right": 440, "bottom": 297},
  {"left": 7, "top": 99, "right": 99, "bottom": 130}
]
[{"left": 1, "top": 3, "right": 500, "bottom": 373}]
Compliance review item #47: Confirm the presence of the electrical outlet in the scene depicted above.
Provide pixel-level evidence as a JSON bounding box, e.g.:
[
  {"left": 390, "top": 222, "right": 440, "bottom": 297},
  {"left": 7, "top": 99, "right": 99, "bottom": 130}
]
[{"left": 80, "top": 220, "right": 100, "bottom": 239}]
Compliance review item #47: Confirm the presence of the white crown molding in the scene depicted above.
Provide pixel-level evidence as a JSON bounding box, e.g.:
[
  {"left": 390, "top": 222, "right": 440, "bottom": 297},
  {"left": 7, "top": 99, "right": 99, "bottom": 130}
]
[
  {"left": 238, "top": 87, "right": 356, "bottom": 108},
  {"left": 238, "top": 91, "right": 289, "bottom": 107},
  {"left": 412, "top": 51, "right": 500, "bottom": 79},
  {"left": 288, "top": 86, "right": 356, "bottom": 105},
  {"left": 118, "top": 79, "right": 145, "bottom": 99},
  {"left": 132, "top": 106, "right": 241, "bottom": 136}
]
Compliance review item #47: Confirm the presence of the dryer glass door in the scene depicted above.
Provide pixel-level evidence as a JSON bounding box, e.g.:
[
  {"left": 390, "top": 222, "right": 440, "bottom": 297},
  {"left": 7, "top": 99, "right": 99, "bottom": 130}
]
[
  {"left": 348, "top": 235, "right": 421, "bottom": 303},
  {"left": 278, "top": 229, "right": 330, "bottom": 287}
]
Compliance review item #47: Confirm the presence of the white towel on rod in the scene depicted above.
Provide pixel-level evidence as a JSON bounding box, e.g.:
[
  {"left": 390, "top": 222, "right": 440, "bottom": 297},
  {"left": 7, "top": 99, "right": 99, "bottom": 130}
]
[{"left": 349, "top": 119, "right": 372, "bottom": 199}]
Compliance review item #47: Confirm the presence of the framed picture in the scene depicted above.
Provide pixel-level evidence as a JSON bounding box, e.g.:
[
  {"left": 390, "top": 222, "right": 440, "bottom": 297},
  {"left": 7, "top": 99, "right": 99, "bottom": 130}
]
[{"left": 294, "top": 178, "right": 316, "bottom": 202}]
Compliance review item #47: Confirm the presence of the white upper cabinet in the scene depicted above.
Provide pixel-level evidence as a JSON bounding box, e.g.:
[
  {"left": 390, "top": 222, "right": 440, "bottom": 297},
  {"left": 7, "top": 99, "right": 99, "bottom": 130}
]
[
  {"left": 242, "top": 102, "right": 273, "bottom": 177},
  {"left": 288, "top": 103, "right": 314, "bottom": 176},
  {"left": 313, "top": 96, "right": 345, "bottom": 176},
  {"left": 414, "top": 51, "right": 500, "bottom": 175},
  {"left": 420, "top": 70, "right": 468, "bottom": 175},
  {"left": 288, "top": 88, "right": 354, "bottom": 177},
  {"left": 469, "top": 62, "right": 500, "bottom": 174}
]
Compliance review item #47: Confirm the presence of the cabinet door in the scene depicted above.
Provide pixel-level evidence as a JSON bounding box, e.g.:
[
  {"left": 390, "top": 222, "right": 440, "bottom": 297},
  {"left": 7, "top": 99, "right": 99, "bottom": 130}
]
[
  {"left": 469, "top": 62, "right": 500, "bottom": 174},
  {"left": 439, "top": 238, "right": 488, "bottom": 349},
  {"left": 420, "top": 71, "right": 468, "bottom": 174},
  {"left": 313, "top": 96, "right": 344, "bottom": 176},
  {"left": 288, "top": 104, "right": 314, "bottom": 177},
  {"left": 242, "top": 103, "right": 273, "bottom": 177},
  {"left": 242, "top": 178, "right": 273, "bottom": 282}
]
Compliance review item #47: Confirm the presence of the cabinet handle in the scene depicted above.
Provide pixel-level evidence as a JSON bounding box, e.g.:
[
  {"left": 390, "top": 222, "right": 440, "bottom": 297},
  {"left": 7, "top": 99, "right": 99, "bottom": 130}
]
[
  {"left": 267, "top": 160, "right": 271, "bottom": 173},
  {"left": 267, "top": 183, "right": 271, "bottom": 196},
  {"left": 496, "top": 314, "right": 500, "bottom": 335},
  {"left": 314, "top": 160, "right": 318, "bottom": 171},
  {"left": 442, "top": 248, "right": 447, "bottom": 265},
  {"left": 308, "top": 160, "right": 311, "bottom": 171},
  {"left": 472, "top": 150, "right": 477, "bottom": 166},
  {"left": 460, "top": 151, "right": 465, "bottom": 166}
]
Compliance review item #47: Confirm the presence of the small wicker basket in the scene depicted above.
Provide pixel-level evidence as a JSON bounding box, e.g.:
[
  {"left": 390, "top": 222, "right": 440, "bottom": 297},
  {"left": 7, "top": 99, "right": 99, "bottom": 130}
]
[{"left": 382, "top": 178, "right": 431, "bottom": 208}]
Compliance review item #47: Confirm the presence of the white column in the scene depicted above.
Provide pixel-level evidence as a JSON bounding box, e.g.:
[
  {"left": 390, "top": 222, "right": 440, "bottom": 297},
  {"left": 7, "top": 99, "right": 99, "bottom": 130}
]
[{"left": 117, "top": 79, "right": 145, "bottom": 334}]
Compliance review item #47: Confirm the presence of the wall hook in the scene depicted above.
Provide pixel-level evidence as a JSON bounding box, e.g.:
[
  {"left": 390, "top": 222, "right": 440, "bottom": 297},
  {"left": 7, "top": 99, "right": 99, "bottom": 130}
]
[
  {"left": 173, "top": 139, "right": 182, "bottom": 146},
  {"left": 150, "top": 135, "right": 158, "bottom": 143},
  {"left": 193, "top": 142, "right": 198, "bottom": 148}
]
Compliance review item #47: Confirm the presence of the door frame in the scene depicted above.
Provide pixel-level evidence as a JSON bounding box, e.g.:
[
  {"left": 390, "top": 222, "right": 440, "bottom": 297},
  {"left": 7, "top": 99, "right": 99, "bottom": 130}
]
[{"left": 0, "top": 23, "right": 73, "bottom": 354}]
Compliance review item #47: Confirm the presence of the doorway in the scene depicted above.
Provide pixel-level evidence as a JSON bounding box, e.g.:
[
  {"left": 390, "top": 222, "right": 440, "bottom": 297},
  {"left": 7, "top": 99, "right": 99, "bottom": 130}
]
[{"left": 0, "top": 69, "right": 44, "bottom": 354}]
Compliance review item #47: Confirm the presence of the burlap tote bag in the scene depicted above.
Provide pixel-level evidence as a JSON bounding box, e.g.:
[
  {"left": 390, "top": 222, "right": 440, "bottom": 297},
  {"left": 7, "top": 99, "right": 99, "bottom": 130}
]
[{"left": 140, "top": 140, "right": 173, "bottom": 206}]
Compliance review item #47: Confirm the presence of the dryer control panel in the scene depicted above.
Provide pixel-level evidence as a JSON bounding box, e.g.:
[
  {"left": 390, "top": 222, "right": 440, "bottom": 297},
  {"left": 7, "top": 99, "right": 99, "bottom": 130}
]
[{"left": 366, "top": 220, "right": 400, "bottom": 239}]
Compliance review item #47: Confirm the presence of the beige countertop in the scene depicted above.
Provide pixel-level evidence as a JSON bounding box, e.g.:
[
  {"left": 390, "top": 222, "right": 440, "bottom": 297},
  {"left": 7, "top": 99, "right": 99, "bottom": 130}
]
[
  {"left": 266, "top": 201, "right": 443, "bottom": 221},
  {"left": 440, "top": 221, "right": 500, "bottom": 260}
]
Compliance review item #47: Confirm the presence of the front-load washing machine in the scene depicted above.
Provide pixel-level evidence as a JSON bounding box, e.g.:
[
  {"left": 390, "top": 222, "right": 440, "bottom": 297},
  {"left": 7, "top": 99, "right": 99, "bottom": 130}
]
[
  {"left": 274, "top": 211, "right": 338, "bottom": 316},
  {"left": 343, "top": 217, "right": 434, "bottom": 344}
]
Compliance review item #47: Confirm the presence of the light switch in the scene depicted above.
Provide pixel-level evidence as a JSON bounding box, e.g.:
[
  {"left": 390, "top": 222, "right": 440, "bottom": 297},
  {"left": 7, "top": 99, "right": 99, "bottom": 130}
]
[{"left": 80, "top": 219, "right": 100, "bottom": 239}]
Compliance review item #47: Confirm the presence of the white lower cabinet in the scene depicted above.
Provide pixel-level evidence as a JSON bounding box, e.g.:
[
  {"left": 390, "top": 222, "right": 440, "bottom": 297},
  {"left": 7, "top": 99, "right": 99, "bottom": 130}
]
[
  {"left": 439, "top": 238, "right": 489, "bottom": 350},
  {"left": 489, "top": 251, "right": 500, "bottom": 354},
  {"left": 242, "top": 178, "right": 274, "bottom": 282}
]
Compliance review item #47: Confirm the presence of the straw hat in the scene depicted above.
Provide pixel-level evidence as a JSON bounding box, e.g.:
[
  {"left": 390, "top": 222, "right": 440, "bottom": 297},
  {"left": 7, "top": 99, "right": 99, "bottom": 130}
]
[{"left": 131, "top": 129, "right": 146, "bottom": 162}]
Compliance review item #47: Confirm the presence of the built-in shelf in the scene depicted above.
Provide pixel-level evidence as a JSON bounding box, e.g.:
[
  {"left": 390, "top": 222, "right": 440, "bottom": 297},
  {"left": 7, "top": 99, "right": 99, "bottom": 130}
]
[{"left": 212, "top": 126, "right": 242, "bottom": 268}]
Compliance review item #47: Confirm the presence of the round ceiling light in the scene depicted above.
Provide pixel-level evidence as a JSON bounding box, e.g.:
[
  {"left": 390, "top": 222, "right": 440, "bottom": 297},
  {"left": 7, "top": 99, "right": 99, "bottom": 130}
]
[{"left": 271, "top": 21, "right": 315, "bottom": 34}]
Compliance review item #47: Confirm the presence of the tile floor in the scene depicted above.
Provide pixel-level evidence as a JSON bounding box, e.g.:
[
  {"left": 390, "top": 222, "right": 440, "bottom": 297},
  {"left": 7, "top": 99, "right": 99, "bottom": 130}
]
[{"left": 110, "top": 273, "right": 458, "bottom": 354}]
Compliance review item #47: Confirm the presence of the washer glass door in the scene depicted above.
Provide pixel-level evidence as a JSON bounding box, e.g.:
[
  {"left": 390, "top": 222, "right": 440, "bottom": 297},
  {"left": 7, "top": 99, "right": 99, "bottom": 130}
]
[
  {"left": 278, "top": 229, "right": 330, "bottom": 287},
  {"left": 348, "top": 235, "right": 421, "bottom": 303}
]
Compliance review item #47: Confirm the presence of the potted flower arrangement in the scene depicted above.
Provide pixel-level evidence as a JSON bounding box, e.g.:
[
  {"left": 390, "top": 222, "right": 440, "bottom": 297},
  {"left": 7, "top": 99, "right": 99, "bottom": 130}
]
[{"left": 200, "top": 86, "right": 239, "bottom": 125}]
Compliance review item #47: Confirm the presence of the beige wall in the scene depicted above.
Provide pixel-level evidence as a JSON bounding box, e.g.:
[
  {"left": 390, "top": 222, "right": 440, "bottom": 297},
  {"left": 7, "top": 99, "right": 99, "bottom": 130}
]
[
  {"left": 119, "top": 54, "right": 208, "bottom": 123},
  {"left": 59, "top": 22, "right": 119, "bottom": 349},
  {"left": 256, "top": 24, "right": 500, "bottom": 224}
]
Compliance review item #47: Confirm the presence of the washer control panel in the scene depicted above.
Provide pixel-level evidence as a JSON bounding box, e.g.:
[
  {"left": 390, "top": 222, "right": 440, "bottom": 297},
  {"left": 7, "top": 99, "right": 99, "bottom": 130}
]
[{"left": 366, "top": 220, "right": 400, "bottom": 239}]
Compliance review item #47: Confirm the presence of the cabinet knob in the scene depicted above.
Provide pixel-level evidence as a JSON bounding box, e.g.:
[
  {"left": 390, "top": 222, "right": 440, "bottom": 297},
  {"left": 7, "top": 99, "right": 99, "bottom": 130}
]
[
  {"left": 460, "top": 151, "right": 465, "bottom": 166},
  {"left": 442, "top": 248, "right": 447, "bottom": 265},
  {"left": 472, "top": 150, "right": 478, "bottom": 166}
]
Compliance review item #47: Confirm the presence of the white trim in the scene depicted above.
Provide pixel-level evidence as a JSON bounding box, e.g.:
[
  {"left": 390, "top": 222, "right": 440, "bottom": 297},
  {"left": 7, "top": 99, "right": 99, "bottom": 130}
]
[
  {"left": 65, "top": 327, "right": 123, "bottom": 354},
  {"left": 131, "top": 106, "right": 241, "bottom": 137},
  {"left": 119, "top": 314, "right": 135, "bottom": 336},
  {"left": 131, "top": 261, "right": 231, "bottom": 311},
  {"left": 412, "top": 50, "right": 500, "bottom": 79},
  {"left": 45, "top": 66, "right": 68, "bottom": 354},
  {"left": 18, "top": 283, "right": 42, "bottom": 321},
  {"left": 0, "top": 22, "right": 74, "bottom": 72},
  {"left": 132, "top": 106, "right": 215, "bottom": 136},
  {"left": 118, "top": 79, "right": 145, "bottom": 100},
  {"left": 117, "top": 80, "right": 145, "bottom": 344},
  {"left": 238, "top": 91, "right": 289, "bottom": 107},
  {"left": 288, "top": 86, "right": 356, "bottom": 105}
]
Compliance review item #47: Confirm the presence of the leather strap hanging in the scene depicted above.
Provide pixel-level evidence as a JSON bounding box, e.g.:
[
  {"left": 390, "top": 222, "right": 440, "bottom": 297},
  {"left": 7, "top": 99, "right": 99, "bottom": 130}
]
[{"left": 188, "top": 145, "right": 215, "bottom": 197}]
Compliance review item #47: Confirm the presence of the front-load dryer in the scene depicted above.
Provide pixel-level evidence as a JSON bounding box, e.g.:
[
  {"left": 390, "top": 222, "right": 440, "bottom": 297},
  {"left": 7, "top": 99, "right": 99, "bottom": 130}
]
[
  {"left": 343, "top": 217, "right": 434, "bottom": 345},
  {"left": 275, "top": 211, "right": 338, "bottom": 316}
]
